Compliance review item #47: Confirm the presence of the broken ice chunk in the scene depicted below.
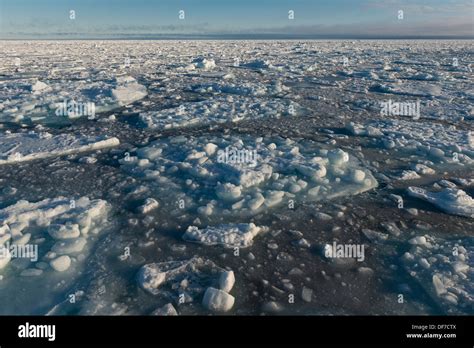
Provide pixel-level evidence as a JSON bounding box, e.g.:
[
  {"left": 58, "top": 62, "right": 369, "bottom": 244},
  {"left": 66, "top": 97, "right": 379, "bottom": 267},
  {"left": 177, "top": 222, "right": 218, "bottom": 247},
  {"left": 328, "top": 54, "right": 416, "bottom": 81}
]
[
  {"left": 328, "top": 149, "right": 349, "bottom": 166},
  {"left": 137, "top": 198, "right": 159, "bottom": 214},
  {"left": 50, "top": 255, "right": 72, "bottom": 272},
  {"left": 151, "top": 303, "right": 178, "bottom": 316},
  {"left": 52, "top": 238, "right": 87, "bottom": 254},
  {"left": 407, "top": 187, "right": 474, "bottom": 218},
  {"left": 202, "top": 287, "right": 235, "bottom": 313},
  {"left": 216, "top": 183, "right": 242, "bottom": 201},
  {"left": 218, "top": 271, "right": 235, "bottom": 293},
  {"left": 48, "top": 224, "right": 80, "bottom": 240},
  {"left": 138, "top": 265, "right": 167, "bottom": 295},
  {"left": 111, "top": 76, "right": 148, "bottom": 106},
  {"left": 138, "top": 97, "right": 301, "bottom": 130},
  {"left": 183, "top": 223, "right": 268, "bottom": 248},
  {"left": 137, "top": 257, "right": 230, "bottom": 301},
  {"left": 193, "top": 57, "right": 216, "bottom": 70},
  {"left": 0, "top": 196, "right": 110, "bottom": 277},
  {"left": 29, "top": 80, "right": 50, "bottom": 93},
  {"left": 0, "top": 132, "right": 120, "bottom": 166}
]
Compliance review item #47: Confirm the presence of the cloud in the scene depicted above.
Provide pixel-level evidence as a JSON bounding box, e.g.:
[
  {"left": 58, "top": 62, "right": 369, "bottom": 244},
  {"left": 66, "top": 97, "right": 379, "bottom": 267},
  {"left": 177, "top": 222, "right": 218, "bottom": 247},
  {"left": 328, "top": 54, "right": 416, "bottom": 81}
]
[
  {"left": 363, "top": 0, "right": 473, "bottom": 14},
  {"left": 219, "top": 16, "right": 473, "bottom": 38}
]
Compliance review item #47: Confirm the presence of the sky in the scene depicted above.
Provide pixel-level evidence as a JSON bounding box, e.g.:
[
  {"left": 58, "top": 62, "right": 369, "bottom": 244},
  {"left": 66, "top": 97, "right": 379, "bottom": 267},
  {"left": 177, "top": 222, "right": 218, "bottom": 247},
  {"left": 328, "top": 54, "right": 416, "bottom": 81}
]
[{"left": 0, "top": 0, "right": 472, "bottom": 39}]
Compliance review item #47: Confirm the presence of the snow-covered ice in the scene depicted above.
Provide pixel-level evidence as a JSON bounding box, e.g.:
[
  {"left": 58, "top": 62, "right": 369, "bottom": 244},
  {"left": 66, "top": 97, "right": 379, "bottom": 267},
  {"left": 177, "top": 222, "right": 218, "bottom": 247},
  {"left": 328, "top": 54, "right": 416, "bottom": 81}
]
[
  {"left": 202, "top": 287, "right": 235, "bottom": 313},
  {"left": 407, "top": 187, "right": 474, "bottom": 218},
  {"left": 183, "top": 223, "right": 268, "bottom": 248},
  {"left": 138, "top": 257, "right": 234, "bottom": 309},
  {"left": 0, "top": 73, "right": 147, "bottom": 125},
  {"left": 0, "top": 131, "right": 119, "bottom": 165}
]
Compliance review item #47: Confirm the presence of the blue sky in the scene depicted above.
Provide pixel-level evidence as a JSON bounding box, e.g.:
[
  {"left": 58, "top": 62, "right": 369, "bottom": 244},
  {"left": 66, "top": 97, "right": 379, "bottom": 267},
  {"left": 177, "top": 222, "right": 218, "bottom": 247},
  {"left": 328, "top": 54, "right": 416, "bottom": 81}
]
[{"left": 0, "top": 0, "right": 472, "bottom": 38}]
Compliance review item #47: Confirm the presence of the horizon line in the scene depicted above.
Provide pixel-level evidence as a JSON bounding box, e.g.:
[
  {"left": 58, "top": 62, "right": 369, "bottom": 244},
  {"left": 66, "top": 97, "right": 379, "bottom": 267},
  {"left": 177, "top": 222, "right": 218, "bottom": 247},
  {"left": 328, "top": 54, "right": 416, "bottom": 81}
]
[{"left": 2, "top": 35, "right": 473, "bottom": 41}]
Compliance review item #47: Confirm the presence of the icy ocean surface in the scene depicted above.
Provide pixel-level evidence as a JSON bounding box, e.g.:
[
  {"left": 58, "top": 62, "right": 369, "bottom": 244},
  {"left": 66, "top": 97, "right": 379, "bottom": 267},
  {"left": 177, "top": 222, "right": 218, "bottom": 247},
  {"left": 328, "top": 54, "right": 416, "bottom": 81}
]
[{"left": 0, "top": 40, "right": 472, "bottom": 315}]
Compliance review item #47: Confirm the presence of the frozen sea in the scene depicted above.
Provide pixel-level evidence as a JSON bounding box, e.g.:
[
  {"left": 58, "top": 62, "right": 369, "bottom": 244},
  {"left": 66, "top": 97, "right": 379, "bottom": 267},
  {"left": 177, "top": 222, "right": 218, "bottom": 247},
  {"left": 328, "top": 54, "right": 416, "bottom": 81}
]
[{"left": 0, "top": 40, "right": 472, "bottom": 315}]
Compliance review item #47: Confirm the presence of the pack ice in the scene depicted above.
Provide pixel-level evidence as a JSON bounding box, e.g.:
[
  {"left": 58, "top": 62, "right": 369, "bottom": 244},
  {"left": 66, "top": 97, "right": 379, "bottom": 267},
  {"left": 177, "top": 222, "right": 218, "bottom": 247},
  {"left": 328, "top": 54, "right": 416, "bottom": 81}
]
[
  {"left": 0, "top": 196, "right": 110, "bottom": 273},
  {"left": 0, "top": 75, "right": 147, "bottom": 125},
  {"left": 139, "top": 97, "right": 302, "bottom": 130},
  {"left": 120, "top": 135, "right": 378, "bottom": 222},
  {"left": 188, "top": 80, "right": 291, "bottom": 97},
  {"left": 347, "top": 120, "right": 473, "bottom": 167},
  {"left": 401, "top": 235, "right": 473, "bottom": 314}
]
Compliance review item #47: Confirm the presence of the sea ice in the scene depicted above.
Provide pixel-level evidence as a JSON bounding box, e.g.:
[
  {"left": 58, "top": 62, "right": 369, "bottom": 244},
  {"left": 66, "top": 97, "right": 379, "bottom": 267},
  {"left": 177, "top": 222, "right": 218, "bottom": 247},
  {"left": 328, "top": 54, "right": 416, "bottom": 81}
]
[
  {"left": 188, "top": 80, "right": 290, "bottom": 97},
  {"left": 401, "top": 234, "right": 472, "bottom": 314},
  {"left": 202, "top": 287, "right": 235, "bottom": 313},
  {"left": 346, "top": 120, "right": 473, "bottom": 166},
  {"left": 407, "top": 187, "right": 474, "bottom": 218},
  {"left": 151, "top": 303, "right": 178, "bottom": 316},
  {"left": 370, "top": 82, "right": 442, "bottom": 97},
  {"left": 120, "top": 135, "right": 378, "bottom": 221},
  {"left": 193, "top": 57, "right": 216, "bottom": 70},
  {"left": 0, "top": 196, "right": 110, "bottom": 280},
  {"left": 111, "top": 76, "right": 148, "bottom": 106},
  {"left": 0, "top": 131, "right": 119, "bottom": 165},
  {"left": 138, "top": 97, "right": 302, "bottom": 130},
  {"left": 183, "top": 223, "right": 268, "bottom": 248},
  {"left": 0, "top": 73, "right": 147, "bottom": 125},
  {"left": 138, "top": 257, "right": 234, "bottom": 306}
]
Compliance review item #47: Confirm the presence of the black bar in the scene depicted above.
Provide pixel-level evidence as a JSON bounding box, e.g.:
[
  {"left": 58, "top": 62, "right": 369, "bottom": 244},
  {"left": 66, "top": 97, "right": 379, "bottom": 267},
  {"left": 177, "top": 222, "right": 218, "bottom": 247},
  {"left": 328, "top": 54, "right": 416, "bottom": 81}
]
[{"left": 0, "top": 316, "right": 472, "bottom": 346}]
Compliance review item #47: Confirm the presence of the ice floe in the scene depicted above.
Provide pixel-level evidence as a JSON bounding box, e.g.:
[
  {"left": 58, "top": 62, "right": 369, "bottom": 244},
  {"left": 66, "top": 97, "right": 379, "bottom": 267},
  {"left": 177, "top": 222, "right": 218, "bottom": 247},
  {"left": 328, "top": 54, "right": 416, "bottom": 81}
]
[
  {"left": 183, "top": 223, "right": 268, "bottom": 248},
  {"left": 407, "top": 187, "right": 474, "bottom": 218},
  {"left": 370, "top": 82, "right": 442, "bottom": 97},
  {"left": 188, "top": 80, "right": 290, "bottom": 97},
  {"left": 202, "top": 287, "right": 235, "bottom": 312},
  {"left": 0, "top": 75, "right": 147, "bottom": 125},
  {"left": 0, "top": 39, "right": 472, "bottom": 315},
  {"left": 0, "top": 131, "right": 119, "bottom": 165}
]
